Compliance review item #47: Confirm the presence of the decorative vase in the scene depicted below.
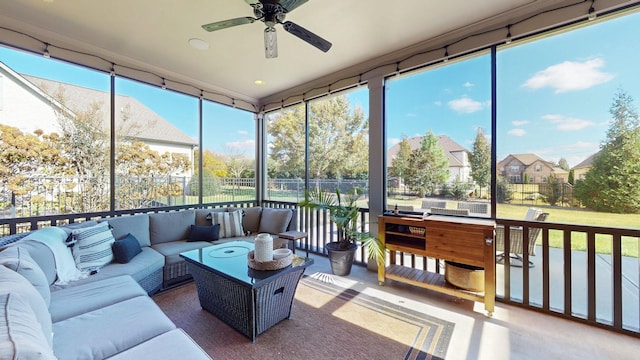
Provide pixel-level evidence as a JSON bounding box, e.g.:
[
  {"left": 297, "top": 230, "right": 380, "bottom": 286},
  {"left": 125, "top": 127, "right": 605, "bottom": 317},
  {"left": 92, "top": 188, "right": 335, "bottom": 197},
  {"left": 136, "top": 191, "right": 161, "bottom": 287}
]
[
  {"left": 254, "top": 233, "right": 273, "bottom": 262},
  {"left": 325, "top": 242, "right": 357, "bottom": 276}
]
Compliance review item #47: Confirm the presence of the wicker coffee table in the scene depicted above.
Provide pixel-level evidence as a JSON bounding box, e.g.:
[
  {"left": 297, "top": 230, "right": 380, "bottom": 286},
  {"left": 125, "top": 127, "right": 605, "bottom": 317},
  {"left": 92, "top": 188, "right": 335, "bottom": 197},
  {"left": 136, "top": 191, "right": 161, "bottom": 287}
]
[{"left": 180, "top": 241, "right": 313, "bottom": 342}]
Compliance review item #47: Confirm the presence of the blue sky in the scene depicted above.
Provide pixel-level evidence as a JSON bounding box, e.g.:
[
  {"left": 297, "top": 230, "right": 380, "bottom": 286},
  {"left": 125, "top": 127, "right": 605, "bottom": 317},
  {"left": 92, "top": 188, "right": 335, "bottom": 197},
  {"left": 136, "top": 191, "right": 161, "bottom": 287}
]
[{"left": 1, "top": 10, "right": 638, "bottom": 167}]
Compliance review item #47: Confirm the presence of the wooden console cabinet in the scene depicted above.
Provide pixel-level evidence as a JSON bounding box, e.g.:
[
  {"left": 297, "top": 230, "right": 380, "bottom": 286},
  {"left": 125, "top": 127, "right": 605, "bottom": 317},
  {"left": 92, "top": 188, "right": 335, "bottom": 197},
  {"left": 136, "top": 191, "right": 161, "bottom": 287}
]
[{"left": 378, "top": 214, "right": 496, "bottom": 315}]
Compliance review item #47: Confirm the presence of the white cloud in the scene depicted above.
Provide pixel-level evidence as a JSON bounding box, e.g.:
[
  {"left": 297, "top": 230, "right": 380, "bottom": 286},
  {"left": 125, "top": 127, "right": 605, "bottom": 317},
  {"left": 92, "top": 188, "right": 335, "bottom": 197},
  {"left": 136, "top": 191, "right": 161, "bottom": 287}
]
[
  {"left": 508, "top": 129, "right": 526, "bottom": 136},
  {"left": 463, "top": 82, "right": 474, "bottom": 88},
  {"left": 448, "top": 97, "right": 484, "bottom": 113},
  {"left": 237, "top": 130, "right": 249, "bottom": 135},
  {"left": 225, "top": 139, "right": 255, "bottom": 151},
  {"left": 512, "top": 120, "right": 529, "bottom": 126},
  {"left": 434, "top": 101, "right": 442, "bottom": 106},
  {"left": 542, "top": 114, "right": 594, "bottom": 131},
  {"left": 522, "top": 58, "right": 614, "bottom": 93}
]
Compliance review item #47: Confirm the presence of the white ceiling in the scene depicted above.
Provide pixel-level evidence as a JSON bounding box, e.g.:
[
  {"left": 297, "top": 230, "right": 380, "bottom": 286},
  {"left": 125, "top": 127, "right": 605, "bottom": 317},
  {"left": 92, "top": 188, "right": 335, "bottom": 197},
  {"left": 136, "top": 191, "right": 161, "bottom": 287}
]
[{"left": 0, "top": 0, "right": 615, "bottom": 108}]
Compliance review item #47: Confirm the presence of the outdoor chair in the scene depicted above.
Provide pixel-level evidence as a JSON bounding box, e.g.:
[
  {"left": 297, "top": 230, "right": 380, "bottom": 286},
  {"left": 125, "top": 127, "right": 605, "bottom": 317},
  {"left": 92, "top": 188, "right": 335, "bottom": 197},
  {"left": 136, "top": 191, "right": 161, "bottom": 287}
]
[
  {"left": 495, "top": 208, "right": 549, "bottom": 267},
  {"left": 429, "top": 207, "right": 470, "bottom": 216},
  {"left": 387, "top": 204, "right": 415, "bottom": 212},
  {"left": 457, "top": 201, "right": 489, "bottom": 214},
  {"left": 421, "top": 200, "right": 447, "bottom": 210}
]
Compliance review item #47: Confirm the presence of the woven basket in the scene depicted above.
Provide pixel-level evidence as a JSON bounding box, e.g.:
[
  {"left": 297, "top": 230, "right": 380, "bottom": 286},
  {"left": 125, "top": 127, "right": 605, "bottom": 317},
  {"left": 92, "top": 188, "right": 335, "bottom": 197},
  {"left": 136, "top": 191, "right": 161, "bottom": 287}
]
[
  {"left": 247, "top": 250, "right": 293, "bottom": 270},
  {"left": 409, "top": 226, "right": 425, "bottom": 236}
]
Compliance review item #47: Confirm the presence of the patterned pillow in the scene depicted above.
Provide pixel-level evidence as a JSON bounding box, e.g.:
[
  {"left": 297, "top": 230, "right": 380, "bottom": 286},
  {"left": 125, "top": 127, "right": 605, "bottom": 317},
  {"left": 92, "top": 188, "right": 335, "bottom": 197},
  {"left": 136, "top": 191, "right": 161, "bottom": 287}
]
[
  {"left": 71, "top": 222, "right": 116, "bottom": 272},
  {"left": 210, "top": 210, "right": 245, "bottom": 238}
]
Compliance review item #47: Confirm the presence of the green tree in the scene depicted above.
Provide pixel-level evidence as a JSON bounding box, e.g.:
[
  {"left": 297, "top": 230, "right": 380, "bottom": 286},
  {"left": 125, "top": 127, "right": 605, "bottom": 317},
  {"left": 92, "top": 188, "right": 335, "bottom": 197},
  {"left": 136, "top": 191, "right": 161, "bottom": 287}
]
[
  {"left": 496, "top": 175, "right": 513, "bottom": 203},
  {"left": 574, "top": 89, "right": 640, "bottom": 213},
  {"left": 116, "top": 141, "right": 191, "bottom": 208},
  {"left": 470, "top": 129, "right": 491, "bottom": 197},
  {"left": 557, "top": 158, "right": 570, "bottom": 171},
  {"left": 0, "top": 125, "right": 64, "bottom": 214},
  {"left": 541, "top": 174, "right": 562, "bottom": 206},
  {"left": 568, "top": 169, "right": 575, "bottom": 185},
  {"left": 267, "top": 95, "right": 368, "bottom": 184},
  {"left": 405, "top": 130, "right": 449, "bottom": 196},
  {"left": 390, "top": 136, "right": 412, "bottom": 191}
]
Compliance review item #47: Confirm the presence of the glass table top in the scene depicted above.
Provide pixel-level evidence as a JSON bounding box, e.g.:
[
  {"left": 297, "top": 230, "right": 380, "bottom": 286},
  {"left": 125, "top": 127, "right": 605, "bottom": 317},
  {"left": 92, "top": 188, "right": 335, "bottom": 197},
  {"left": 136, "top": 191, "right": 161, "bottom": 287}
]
[{"left": 180, "top": 241, "right": 313, "bottom": 286}]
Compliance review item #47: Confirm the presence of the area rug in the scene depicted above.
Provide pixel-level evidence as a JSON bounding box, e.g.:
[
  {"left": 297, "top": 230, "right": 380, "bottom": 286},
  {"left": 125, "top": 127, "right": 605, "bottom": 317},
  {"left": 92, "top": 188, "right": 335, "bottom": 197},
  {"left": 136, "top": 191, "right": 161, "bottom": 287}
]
[{"left": 153, "top": 274, "right": 454, "bottom": 360}]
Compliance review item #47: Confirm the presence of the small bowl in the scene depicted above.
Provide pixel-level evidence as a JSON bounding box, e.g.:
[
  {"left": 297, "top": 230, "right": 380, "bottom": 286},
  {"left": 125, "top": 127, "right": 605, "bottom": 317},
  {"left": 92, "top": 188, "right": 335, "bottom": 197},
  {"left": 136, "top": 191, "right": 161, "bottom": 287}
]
[{"left": 273, "top": 248, "right": 292, "bottom": 259}]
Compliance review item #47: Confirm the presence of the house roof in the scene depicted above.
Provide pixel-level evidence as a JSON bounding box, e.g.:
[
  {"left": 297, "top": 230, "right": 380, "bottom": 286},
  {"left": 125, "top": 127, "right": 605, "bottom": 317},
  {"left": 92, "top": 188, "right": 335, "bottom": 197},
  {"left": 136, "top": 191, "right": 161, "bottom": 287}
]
[
  {"left": 387, "top": 135, "right": 468, "bottom": 167},
  {"left": 573, "top": 152, "right": 598, "bottom": 169},
  {"left": 21, "top": 75, "right": 197, "bottom": 147}
]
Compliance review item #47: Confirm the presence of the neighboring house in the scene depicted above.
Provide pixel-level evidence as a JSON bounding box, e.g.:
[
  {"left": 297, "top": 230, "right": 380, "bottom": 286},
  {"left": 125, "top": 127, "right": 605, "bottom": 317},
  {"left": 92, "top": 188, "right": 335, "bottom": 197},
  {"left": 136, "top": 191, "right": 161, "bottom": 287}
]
[
  {"left": 498, "top": 153, "right": 568, "bottom": 183},
  {"left": 387, "top": 135, "right": 471, "bottom": 183},
  {"left": 0, "top": 61, "right": 197, "bottom": 177},
  {"left": 572, "top": 152, "right": 597, "bottom": 181}
]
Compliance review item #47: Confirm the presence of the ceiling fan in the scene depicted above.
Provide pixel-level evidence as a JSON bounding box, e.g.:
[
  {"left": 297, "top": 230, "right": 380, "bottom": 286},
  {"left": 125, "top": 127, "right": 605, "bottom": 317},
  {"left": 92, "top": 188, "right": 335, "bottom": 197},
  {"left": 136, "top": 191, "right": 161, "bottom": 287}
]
[{"left": 201, "top": 0, "right": 332, "bottom": 58}]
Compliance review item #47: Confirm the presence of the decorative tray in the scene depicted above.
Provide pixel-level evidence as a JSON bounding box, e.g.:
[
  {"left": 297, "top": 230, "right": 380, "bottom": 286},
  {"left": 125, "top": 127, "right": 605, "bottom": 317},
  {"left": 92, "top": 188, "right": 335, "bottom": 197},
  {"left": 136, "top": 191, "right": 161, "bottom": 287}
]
[{"left": 247, "top": 249, "right": 293, "bottom": 271}]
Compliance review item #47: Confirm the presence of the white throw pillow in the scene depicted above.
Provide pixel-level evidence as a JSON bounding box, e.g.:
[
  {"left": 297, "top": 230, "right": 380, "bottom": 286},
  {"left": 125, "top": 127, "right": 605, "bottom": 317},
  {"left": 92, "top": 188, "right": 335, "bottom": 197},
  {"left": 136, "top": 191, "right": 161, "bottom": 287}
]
[
  {"left": 71, "top": 222, "right": 116, "bottom": 272},
  {"left": 210, "top": 210, "right": 245, "bottom": 238}
]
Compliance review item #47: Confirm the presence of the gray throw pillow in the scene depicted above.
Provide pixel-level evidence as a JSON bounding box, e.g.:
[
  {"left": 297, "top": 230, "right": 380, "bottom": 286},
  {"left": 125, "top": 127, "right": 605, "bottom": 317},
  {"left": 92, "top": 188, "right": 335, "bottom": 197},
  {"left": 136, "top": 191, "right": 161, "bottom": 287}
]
[{"left": 258, "top": 208, "right": 293, "bottom": 234}]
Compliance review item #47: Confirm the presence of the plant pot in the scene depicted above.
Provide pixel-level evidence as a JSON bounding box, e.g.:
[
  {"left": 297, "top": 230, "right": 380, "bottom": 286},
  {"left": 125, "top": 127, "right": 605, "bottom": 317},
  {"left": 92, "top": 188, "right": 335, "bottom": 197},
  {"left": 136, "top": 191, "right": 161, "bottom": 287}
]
[{"left": 326, "top": 242, "right": 357, "bottom": 276}]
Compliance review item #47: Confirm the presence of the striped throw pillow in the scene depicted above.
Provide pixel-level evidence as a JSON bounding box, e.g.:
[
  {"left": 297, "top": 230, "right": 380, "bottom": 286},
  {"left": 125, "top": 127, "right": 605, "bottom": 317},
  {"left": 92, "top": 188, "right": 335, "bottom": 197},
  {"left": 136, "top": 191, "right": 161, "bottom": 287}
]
[
  {"left": 71, "top": 222, "right": 116, "bottom": 272},
  {"left": 210, "top": 210, "right": 245, "bottom": 238}
]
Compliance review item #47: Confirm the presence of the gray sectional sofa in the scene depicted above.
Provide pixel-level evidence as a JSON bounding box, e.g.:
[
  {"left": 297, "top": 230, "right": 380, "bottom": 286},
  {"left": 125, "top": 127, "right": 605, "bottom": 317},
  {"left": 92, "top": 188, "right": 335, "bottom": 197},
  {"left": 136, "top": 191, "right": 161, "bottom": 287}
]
[{"left": 0, "top": 205, "right": 296, "bottom": 359}]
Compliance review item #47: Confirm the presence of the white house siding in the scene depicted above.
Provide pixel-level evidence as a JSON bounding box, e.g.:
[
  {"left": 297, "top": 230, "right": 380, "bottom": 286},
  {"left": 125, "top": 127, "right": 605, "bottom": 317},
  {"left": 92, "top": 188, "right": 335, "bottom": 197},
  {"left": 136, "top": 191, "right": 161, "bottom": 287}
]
[{"left": 0, "top": 70, "right": 65, "bottom": 135}]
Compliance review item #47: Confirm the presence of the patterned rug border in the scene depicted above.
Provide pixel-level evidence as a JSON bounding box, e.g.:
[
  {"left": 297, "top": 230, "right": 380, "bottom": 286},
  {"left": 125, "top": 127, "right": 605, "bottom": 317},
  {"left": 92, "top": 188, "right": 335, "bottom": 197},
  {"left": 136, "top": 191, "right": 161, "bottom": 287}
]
[{"left": 299, "top": 275, "right": 454, "bottom": 360}]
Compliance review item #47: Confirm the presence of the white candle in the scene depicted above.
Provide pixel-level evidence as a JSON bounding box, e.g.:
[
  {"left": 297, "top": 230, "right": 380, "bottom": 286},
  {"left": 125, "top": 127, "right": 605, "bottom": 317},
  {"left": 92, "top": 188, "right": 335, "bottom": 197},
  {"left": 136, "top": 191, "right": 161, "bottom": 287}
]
[{"left": 254, "top": 233, "right": 273, "bottom": 262}]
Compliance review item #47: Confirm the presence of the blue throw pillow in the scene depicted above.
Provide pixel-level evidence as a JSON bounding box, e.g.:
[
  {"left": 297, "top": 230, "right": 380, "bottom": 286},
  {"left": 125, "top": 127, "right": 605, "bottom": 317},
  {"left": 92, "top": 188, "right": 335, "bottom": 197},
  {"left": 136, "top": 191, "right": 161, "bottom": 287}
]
[
  {"left": 112, "top": 233, "right": 142, "bottom": 264},
  {"left": 188, "top": 224, "right": 220, "bottom": 242}
]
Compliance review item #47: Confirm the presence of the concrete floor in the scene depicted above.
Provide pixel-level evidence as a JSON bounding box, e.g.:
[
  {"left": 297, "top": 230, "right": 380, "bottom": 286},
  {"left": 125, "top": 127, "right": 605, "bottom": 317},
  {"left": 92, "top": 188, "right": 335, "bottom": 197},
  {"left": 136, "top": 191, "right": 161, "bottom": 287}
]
[{"left": 302, "top": 252, "right": 640, "bottom": 360}]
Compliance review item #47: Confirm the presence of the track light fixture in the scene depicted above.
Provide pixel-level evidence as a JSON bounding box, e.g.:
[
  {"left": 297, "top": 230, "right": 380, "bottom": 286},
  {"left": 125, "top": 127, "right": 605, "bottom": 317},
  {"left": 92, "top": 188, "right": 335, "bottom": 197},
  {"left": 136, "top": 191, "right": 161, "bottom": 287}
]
[
  {"left": 443, "top": 46, "right": 449, "bottom": 63},
  {"left": 506, "top": 25, "right": 513, "bottom": 44},
  {"left": 588, "top": 0, "right": 597, "bottom": 20},
  {"left": 162, "top": 78, "right": 167, "bottom": 90},
  {"left": 43, "top": 43, "right": 50, "bottom": 58}
]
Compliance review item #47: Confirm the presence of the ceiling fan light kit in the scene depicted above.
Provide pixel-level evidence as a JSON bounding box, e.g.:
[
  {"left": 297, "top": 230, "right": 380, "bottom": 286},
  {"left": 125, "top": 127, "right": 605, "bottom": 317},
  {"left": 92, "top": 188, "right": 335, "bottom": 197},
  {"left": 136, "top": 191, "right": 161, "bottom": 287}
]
[{"left": 201, "top": 0, "right": 332, "bottom": 58}]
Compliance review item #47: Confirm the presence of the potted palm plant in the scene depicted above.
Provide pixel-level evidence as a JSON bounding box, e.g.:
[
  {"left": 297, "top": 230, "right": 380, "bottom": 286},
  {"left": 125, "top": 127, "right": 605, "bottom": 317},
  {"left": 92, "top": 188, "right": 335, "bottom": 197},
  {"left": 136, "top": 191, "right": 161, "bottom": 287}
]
[{"left": 299, "top": 188, "right": 384, "bottom": 276}]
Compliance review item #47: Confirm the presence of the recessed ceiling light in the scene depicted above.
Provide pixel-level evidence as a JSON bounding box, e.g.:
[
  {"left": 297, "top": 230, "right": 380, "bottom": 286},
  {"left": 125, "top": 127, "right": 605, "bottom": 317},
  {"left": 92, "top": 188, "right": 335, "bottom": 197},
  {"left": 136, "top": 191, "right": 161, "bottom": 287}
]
[
  {"left": 254, "top": 80, "right": 265, "bottom": 86},
  {"left": 188, "top": 38, "right": 209, "bottom": 50}
]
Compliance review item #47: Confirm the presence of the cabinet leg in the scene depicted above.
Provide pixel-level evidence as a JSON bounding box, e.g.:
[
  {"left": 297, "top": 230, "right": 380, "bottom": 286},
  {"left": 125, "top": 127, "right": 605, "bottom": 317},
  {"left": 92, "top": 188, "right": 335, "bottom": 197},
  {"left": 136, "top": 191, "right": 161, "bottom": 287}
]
[
  {"left": 486, "top": 311, "right": 493, "bottom": 317},
  {"left": 378, "top": 281, "right": 385, "bottom": 286}
]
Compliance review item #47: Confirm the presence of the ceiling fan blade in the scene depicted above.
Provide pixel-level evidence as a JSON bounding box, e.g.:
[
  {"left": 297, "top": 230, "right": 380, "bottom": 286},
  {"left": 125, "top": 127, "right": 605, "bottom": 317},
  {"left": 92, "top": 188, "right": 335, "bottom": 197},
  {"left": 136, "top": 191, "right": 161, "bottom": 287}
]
[
  {"left": 202, "top": 17, "right": 255, "bottom": 32},
  {"left": 282, "top": 21, "right": 332, "bottom": 52},
  {"left": 280, "top": 0, "right": 309, "bottom": 13},
  {"left": 244, "top": 0, "right": 259, "bottom": 5}
]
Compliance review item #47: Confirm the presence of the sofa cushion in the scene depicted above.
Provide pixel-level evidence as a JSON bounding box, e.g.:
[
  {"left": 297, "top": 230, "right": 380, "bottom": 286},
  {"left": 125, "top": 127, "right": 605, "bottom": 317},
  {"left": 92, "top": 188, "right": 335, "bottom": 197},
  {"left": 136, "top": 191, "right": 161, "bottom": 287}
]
[
  {"left": 149, "top": 210, "right": 195, "bottom": 244},
  {"left": 50, "top": 247, "right": 164, "bottom": 291},
  {"left": 49, "top": 275, "right": 147, "bottom": 323},
  {"left": 52, "top": 296, "right": 176, "bottom": 360},
  {"left": 101, "top": 214, "right": 151, "bottom": 247},
  {"left": 22, "top": 227, "right": 85, "bottom": 285},
  {"left": 210, "top": 210, "right": 245, "bottom": 238},
  {"left": 151, "top": 241, "right": 211, "bottom": 265},
  {"left": 0, "top": 292, "right": 56, "bottom": 360},
  {"left": 0, "top": 246, "right": 50, "bottom": 306},
  {"left": 106, "top": 329, "right": 211, "bottom": 360},
  {"left": 72, "top": 222, "right": 116, "bottom": 272},
  {"left": 188, "top": 224, "right": 220, "bottom": 242},
  {"left": 112, "top": 234, "right": 143, "bottom": 264},
  {"left": 258, "top": 208, "right": 293, "bottom": 234},
  {"left": 241, "top": 207, "right": 262, "bottom": 234},
  {"left": 7, "top": 241, "right": 57, "bottom": 286},
  {"left": 0, "top": 266, "right": 53, "bottom": 348}
]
